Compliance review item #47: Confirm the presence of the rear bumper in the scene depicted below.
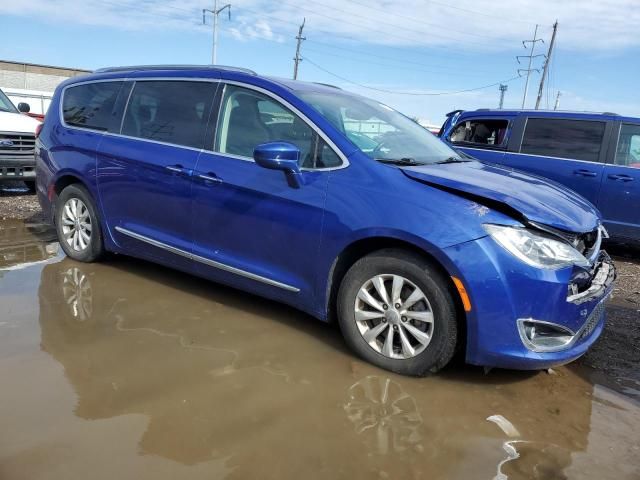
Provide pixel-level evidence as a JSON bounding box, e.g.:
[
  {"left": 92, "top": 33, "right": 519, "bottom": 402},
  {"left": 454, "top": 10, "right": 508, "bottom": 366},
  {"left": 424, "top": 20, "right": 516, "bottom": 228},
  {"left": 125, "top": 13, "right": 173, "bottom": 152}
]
[
  {"left": 444, "top": 237, "right": 616, "bottom": 370},
  {"left": 0, "top": 156, "right": 36, "bottom": 181}
]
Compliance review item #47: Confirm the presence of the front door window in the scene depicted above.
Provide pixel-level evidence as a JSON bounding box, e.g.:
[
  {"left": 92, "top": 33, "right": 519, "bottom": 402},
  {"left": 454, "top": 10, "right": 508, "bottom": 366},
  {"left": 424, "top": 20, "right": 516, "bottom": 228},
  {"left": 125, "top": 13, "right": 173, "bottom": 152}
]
[
  {"left": 215, "top": 85, "right": 341, "bottom": 168},
  {"left": 614, "top": 124, "right": 640, "bottom": 168}
]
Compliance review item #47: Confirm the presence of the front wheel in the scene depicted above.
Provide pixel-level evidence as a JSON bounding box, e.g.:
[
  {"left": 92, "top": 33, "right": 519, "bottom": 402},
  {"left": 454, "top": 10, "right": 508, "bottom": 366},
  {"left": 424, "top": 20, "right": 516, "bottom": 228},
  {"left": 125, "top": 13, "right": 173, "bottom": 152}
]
[
  {"left": 337, "top": 249, "right": 458, "bottom": 376},
  {"left": 55, "top": 184, "right": 105, "bottom": 262}
]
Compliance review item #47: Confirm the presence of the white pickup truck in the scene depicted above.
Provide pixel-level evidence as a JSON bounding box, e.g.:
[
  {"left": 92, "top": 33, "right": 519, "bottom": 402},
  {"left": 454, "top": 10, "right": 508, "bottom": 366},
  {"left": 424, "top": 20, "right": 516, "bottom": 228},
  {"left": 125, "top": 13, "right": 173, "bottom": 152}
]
[{"left": 0, "top": 87, "right": 41, "bottom": 191}]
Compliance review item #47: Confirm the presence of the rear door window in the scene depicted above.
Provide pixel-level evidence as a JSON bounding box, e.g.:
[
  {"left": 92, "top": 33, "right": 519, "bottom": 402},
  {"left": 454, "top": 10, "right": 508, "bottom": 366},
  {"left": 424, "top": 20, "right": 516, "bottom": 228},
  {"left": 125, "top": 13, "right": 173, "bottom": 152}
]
[
  {"left": 121, "top": 81, "right": 216, "bottom": 149},
  {"left": 521, "top": 118, "right": 605, "bottom": 162},
  {"left": 62, "top": 81, "right": 123, "bottom": 132},
  {"left": 614, "top": 124, "right": 640, "bottom": 168},
  {"left": 449, "top": 119, "right": 509, "bottom": 148}
]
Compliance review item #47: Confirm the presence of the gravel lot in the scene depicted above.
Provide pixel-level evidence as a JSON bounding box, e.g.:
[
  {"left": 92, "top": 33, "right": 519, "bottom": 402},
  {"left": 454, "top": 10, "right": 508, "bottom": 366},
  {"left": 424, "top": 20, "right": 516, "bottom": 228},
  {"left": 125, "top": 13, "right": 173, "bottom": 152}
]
[
  {"left": 1, "top": 181, "right": 638, "bottom": 391},
  {"left": 0, "top": 181, "right": 44, "bottom": 222}
]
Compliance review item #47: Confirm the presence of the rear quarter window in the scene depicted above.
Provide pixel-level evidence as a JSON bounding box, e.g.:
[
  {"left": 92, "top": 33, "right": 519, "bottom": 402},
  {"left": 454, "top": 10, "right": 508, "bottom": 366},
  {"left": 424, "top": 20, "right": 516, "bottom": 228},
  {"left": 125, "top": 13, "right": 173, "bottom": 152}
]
[
  {"left": 521, "top": 118, "right": 605, "bottom": 162},
  {"left": 62, "top": 81, "right": 123, "bottom": 132},
  {"left": 121, "top": 81, "right": 216, "bottom": 149}
]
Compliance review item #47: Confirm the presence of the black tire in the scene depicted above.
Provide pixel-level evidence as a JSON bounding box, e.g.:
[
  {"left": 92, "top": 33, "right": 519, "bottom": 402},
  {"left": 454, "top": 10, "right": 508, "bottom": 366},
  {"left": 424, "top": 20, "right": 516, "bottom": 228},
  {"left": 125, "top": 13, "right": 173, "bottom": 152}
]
[
  {"left": 55, "top": 184, "right": 105, "bottom": 263},
  {"left": 337, "top": 249, "right": 458, "bottom": 376},
  {"left": 24, "top": 180, "right": 36, "bottom": 193}
]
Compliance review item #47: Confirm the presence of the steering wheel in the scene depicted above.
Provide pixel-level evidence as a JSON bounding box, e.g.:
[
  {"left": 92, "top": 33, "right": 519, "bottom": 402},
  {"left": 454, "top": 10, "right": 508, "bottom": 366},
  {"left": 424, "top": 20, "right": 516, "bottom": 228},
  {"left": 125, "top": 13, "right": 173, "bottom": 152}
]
[{"left": 372, "top": 141, "right": 388, "bottom": 157}]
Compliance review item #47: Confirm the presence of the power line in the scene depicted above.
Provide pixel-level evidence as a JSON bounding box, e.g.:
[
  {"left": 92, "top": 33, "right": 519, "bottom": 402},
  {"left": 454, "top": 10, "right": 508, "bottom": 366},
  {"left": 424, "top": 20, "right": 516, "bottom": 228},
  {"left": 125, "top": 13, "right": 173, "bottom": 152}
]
[
  {"left": 284, "top": 0, "right": 506, "bottom": 49},
  {"left": 202, "top": 1, "right": 232, "bottom": 65},
  {"left": 233, "top": 4, "right": 518, "bottom": 65},
  {"left": 535, "top": 21, "right": 558, "bottom": 109},
  {"left": 517, "top": 24, "right": 545, "bottom": 108},
  {"left": 341, "top": 0, "right": 520, "bottom": 40},
  {"left": 293, "top": 18, "right": 306, "bottom": 79},
  {"left": 410, "top": 0, "right": 540, "bottom": 25},
  {"left": 243, "top": 0, "right": 504, "bottom": 54},
  {"left": 303, "top": 46, "right": 498, "bottom": 77},
  {"left": 553, "top": 91, "right": 561, "bottom": 110},
  {"left": 304, "top": 41, "right": 501, "bottom": 75},
  {"left": 302, "top": 56, "right": 522, "bottom": 96},
  {"left": 498, "top": 84, "right": 508, "bottom": 109}
]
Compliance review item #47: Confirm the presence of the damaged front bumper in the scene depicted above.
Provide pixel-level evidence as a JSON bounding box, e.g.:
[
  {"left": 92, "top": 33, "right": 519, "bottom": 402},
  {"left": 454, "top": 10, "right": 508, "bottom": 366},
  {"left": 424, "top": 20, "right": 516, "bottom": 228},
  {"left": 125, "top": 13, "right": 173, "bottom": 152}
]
[
  {"left": 567, "top": 251, "right": 616, "bottom": 304},
  {"left": 444, "top": 237, "right": 617, "bottom": 370}
]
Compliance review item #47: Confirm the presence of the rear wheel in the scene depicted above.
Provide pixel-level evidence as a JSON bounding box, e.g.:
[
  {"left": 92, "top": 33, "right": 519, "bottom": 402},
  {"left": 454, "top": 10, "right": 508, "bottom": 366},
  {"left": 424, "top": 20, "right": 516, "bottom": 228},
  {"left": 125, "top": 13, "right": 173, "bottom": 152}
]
[
  {"left": 337, "top": 249, "right": 458, "bottom": 376},
  {"left": 55, "top": 184, "right": 105, "bottom": 262}
]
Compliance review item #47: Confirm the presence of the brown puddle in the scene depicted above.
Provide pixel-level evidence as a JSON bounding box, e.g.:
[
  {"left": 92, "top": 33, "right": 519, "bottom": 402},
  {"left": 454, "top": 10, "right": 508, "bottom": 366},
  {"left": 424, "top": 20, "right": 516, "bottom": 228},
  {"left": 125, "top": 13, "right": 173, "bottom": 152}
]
[{"left": 0, "top": 220, "right": 639, "bottom": 479}]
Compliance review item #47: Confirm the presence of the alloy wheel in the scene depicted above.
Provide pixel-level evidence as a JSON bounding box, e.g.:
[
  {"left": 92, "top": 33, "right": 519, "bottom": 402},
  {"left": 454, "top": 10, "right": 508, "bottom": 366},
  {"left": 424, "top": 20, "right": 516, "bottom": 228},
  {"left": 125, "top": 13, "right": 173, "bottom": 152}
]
[
  {"left": 354, "top": 274, "right": 435, "bottom": 359},
  {"left": 61, "top": 198, "right": 92, "bottom": 252}
]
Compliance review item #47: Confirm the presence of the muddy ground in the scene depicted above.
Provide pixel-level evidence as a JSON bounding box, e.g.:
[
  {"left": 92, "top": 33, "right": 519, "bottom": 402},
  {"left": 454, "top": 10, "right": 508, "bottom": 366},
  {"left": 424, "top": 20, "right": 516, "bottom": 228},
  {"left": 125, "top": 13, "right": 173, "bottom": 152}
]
[{"left": 1, "top": 182, "right": 639, "bottom": 479}]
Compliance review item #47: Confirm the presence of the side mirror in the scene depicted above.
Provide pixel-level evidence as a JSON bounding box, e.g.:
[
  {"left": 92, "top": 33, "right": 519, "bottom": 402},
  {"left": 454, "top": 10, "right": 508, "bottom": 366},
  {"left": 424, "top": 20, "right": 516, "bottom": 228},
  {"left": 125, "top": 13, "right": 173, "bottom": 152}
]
[
  {"left": 17, "top": 102, "right": 31, "bottom": 113},
  {"left": 253, "top": 142, "right": 304, "bottom": 188}
]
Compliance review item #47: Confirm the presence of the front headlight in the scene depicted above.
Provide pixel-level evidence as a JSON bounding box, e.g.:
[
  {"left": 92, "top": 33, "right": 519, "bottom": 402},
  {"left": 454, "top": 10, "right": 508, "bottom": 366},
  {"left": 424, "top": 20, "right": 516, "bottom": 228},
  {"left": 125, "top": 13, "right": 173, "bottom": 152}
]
[{"left": 483, "top": 224, "right": 590, "bottom": 269}]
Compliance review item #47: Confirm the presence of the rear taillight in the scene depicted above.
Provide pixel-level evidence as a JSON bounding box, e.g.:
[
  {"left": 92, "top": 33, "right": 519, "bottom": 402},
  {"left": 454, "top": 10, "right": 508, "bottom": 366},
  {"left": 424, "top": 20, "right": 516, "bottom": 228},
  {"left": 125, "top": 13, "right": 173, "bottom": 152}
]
[{"left": 35, "top": 123, "right": 43, "bottom": 138}]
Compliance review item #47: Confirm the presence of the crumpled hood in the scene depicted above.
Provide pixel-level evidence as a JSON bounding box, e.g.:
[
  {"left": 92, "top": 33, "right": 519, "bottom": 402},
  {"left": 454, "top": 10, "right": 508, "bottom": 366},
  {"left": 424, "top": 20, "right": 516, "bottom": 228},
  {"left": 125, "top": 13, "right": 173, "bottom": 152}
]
[{"left": 401, "top": 161, "right": 600, "bottom": 233}]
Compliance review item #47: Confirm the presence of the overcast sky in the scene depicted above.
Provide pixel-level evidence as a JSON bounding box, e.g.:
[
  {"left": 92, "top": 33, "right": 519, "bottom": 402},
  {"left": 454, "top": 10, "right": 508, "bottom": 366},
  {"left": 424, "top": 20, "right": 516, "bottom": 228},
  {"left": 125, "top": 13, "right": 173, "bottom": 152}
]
[{"left": 1, "top": 0, "right": 638, "bottom": 124}]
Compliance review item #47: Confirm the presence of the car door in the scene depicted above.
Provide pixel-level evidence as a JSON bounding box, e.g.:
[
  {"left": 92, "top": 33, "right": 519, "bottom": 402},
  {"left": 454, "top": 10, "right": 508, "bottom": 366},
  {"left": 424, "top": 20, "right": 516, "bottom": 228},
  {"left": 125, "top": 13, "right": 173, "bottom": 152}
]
[
  {"left": 445, "top": 116, "right": 512, "bottom": 163},
  {"left": 598, "top": 122, "right": 640, "bottom": 240},
  {"left": 502, "top": 117, "right": 612, "bottom": 206},
  {"left": 191, "top": 82, "right": 344, "bottom": 306},
  {"left": 96, "top": 79, "right": 218, "bottom": 267}
]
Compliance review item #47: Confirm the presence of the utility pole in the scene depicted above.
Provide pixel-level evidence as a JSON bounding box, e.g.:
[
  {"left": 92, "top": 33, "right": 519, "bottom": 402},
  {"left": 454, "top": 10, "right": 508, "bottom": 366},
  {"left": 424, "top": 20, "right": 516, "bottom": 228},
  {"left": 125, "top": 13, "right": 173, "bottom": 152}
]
[
  {"left": 202, "top": 0, "right": 231, "bottom": 65},
  {"left": 293, "top": 18, "right": 306, "bottom": 80},
  {"left": 517, "top": 24, "right": 545, "bottom": 109},
  {"left": 498, "top": 84, "right": 508, "bottom": 109},
  {"left": 535, "top": 21, "right": 558, "bottom": 109},
  {"left": 553, "top": 91, "right": 561, "bottom": 110}
]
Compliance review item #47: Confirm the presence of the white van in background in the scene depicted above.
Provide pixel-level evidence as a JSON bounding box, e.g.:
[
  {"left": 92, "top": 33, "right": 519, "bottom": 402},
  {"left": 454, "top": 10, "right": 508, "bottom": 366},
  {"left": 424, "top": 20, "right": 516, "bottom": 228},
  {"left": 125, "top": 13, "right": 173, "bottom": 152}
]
[{"left": 0, "top": 87, "right": 41, "bottom": 191}]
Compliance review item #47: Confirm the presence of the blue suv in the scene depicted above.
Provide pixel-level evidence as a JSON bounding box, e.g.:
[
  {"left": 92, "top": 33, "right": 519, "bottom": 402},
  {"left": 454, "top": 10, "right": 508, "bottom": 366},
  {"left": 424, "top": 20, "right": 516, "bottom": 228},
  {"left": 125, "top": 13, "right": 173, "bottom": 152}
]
[
  {"left": 440, "top": 109, "right": 640, "bottom": 242},
  {"left": 36, "top": 66, "right": 615, "bottom": 375}
]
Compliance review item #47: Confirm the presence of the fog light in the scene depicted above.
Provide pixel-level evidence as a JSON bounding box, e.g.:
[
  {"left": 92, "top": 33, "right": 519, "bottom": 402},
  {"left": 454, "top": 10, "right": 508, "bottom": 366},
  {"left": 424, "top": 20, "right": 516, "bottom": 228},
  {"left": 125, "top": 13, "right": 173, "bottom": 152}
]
[{"left": 517, "top": 319, "right": 576, "bottom": 352}]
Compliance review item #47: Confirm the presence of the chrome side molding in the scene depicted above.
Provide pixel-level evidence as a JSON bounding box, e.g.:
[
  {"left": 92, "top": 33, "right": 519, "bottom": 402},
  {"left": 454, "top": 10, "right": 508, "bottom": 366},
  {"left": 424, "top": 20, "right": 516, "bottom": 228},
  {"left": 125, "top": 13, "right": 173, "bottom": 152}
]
[{"left": 114, "top": 226, "right": 300, "bottom": 293}]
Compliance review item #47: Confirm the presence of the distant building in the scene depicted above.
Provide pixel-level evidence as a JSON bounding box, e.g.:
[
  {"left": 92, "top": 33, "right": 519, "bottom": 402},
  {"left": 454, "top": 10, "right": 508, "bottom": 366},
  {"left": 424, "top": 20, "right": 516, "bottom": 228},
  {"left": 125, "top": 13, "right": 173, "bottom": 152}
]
[{"left": 0, "top": 60, "right": 90, "bottom": 115}]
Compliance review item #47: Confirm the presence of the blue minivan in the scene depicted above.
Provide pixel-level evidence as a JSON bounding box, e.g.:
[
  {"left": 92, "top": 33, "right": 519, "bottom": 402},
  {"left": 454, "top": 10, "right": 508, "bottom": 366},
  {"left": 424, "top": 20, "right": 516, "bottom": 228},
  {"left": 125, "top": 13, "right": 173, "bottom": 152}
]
[
  {"left": 440, "top": 109, "right": 640, "bottom": 242},
  {"left": 36, "top": 66, "right": 615, "bottom": 375}
]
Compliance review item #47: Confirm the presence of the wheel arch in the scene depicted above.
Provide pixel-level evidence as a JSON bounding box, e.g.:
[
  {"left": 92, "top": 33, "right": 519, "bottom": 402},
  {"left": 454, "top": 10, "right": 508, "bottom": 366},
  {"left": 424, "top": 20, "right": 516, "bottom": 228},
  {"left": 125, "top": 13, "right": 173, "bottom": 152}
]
[
  {"left": 50, "top": 173, "right": 100, "bottom": 227},
  {"left": 325, "top": 236, "right": 467, "bottom": 340}
]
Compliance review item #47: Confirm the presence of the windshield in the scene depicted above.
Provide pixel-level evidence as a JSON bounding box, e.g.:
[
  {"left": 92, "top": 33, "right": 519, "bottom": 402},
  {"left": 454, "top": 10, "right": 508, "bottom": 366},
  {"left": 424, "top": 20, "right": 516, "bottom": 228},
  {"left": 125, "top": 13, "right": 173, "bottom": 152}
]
[
  {"left": 0, "top": 89, "right": 18, "bottom": 113},
  {"left": 298, "top": 91, "right": 462, "bottom": 165}
]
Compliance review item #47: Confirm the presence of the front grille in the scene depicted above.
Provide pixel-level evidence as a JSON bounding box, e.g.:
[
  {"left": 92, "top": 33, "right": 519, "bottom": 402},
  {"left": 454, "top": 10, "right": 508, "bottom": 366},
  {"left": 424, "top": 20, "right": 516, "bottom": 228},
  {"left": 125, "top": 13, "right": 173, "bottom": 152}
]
[
  {"left": 0, "top": 132, "right": 36, "bottom": 158},
  {"left": 579, "top": 300, "right": 606, "bottom": 340}
]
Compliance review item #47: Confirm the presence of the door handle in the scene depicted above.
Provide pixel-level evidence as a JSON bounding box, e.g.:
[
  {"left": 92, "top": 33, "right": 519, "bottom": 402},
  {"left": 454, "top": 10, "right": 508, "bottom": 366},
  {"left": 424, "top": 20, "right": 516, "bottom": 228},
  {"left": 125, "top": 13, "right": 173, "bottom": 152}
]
[
  {"left": 573, "top": 169, "right": 597, "bottom": 177},
  {"left": 196, "top": 172, "right": 223, "bottom": 185},
  {"left": 166, "top": 164, "right": 190, "bottom": 175},
  {"left": 608, "top": 174, "right": 634, "bottom": 182}
]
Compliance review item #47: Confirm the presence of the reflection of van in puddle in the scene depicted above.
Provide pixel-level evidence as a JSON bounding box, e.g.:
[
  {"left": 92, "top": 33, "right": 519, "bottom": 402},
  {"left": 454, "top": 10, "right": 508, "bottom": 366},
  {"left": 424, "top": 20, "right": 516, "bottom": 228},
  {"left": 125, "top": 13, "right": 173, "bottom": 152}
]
[
  {"left": 0, "top": 220, "right": 58, "bottom": 269},
  {"left": 37, "top": 258, "right": 619, "bottom": 478}
]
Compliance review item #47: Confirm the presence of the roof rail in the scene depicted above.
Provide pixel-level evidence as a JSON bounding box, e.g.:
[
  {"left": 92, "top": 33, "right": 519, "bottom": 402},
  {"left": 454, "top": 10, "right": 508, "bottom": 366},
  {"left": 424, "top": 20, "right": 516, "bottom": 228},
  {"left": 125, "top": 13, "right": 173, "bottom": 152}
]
[
  {"left": 312, "top": 82, "right": 342, "bottom": 90},
  {"left": 470, "top": 108, "right": 621, "bottom": 116},
  {"left": 93, "top": 64, "right": 257, "bottom": 75}
]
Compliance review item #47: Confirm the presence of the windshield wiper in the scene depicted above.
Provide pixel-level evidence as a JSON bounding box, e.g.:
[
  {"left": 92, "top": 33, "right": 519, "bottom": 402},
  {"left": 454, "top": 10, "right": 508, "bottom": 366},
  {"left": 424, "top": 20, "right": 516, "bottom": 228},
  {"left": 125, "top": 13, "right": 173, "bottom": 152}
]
[
  {"left": 434, "top": 156, "right": 470, "bottom": 164},
  {"left": 375, "top": 157, "right": 420, "bottom": 166}
]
